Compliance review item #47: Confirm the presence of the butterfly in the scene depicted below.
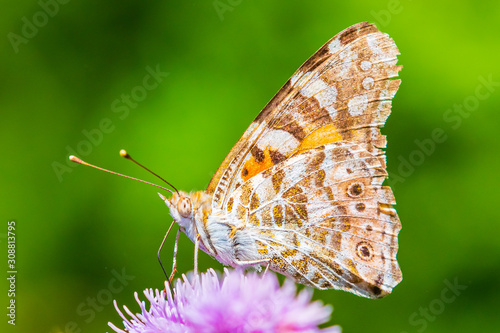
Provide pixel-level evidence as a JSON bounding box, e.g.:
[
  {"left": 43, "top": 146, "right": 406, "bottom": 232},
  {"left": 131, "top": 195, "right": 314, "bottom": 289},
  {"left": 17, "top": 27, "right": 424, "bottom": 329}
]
[{"left": 163, "top": 22, "right": 402, "bottom": 299}]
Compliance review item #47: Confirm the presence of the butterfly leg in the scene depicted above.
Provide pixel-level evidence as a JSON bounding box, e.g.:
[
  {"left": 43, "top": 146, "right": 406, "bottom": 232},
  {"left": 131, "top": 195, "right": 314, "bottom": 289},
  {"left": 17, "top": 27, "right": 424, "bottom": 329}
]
[
  {"left": 158, "top": 220, "right": 176, "bottom": 286},
  {"left": 194, "top": 234, "right": 201, "bottom": 275},
  {"left": 263, "top": 260, "right": 271, "bottom": 277},
  {"left": 234, "top": 258, "right": 271, "bottom": 273},
  {"left": 168, "top": 228, "right": 181, "bottom": 284}
]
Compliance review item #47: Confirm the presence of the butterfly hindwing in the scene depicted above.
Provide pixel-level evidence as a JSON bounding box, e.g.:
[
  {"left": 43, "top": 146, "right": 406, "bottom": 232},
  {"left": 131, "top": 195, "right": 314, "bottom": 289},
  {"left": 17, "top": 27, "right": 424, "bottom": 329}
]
[{"left": 226, "top": 142, "right": 401, "bottom": 298}]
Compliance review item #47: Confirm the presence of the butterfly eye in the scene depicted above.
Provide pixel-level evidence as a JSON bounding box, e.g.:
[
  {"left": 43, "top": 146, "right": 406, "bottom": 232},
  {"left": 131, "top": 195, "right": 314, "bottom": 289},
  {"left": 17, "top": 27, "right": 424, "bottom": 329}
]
[{"left": 177, "top": 197, "right": 192, "bottom": 218}]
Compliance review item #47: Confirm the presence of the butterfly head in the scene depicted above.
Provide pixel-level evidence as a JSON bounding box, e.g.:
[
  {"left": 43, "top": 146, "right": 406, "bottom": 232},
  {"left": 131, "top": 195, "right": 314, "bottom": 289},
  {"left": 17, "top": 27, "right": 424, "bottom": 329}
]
[{"left": 159, "top": 191, "right": 194, "bottom": 228}]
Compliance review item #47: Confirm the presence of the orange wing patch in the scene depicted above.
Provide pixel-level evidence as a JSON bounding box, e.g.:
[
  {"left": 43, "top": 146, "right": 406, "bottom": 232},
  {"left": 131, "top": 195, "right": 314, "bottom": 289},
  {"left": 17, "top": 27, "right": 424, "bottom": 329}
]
[
  {"left": 296, "top": 123, "right": 342, "bottom": 153},
  {"left": 241, "top": 146, "right": 282, "bottom": 182}
]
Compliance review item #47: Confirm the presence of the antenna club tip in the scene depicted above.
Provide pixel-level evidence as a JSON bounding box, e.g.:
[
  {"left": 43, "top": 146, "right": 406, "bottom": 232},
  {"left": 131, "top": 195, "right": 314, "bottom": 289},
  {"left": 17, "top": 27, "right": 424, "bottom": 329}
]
[
  {"left": 69, "top": 155, "right": 83, "bottom": 164},
  {"left": 119, "top": 149, "right": 129, "bottom": 158}
]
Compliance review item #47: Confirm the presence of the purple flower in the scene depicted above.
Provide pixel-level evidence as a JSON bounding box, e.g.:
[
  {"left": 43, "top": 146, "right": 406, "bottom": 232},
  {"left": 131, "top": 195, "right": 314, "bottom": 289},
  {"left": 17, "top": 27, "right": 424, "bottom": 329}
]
[{"left": 109, "top": 268, "right": 341, "bottom": 333}]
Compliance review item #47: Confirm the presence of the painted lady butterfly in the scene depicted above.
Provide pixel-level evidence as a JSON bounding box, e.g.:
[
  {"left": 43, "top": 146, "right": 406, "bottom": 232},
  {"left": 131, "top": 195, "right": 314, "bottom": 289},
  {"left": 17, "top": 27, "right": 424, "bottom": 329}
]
[
  {"left": 70, "top": 22, "right": 403, "bottom": 298},
  {"left": 161, "top": 22, "right": 403, "bottom": 299}
]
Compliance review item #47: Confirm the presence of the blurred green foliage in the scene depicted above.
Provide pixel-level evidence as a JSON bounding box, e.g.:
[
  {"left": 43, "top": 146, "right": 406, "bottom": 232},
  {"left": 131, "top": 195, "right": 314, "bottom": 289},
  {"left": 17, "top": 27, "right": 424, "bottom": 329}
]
[{"left": 1, "top": 0, "right": 499, "bottom": 332}]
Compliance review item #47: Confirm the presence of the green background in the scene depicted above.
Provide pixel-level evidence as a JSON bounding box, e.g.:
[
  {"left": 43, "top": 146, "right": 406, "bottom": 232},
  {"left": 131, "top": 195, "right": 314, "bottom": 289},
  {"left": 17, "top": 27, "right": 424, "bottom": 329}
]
[{"left": 1, "top": 0, "right": 499, "bottom": 332}]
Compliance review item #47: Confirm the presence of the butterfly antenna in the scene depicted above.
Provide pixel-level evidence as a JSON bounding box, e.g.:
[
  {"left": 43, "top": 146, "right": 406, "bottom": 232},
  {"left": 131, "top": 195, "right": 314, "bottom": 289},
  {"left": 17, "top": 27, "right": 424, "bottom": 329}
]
[
  {"left": 120, "top": 150, "right": 179, "bottom": 194},
  {"left": 69, "top": 155, "right": 174, "bottom": 194}
]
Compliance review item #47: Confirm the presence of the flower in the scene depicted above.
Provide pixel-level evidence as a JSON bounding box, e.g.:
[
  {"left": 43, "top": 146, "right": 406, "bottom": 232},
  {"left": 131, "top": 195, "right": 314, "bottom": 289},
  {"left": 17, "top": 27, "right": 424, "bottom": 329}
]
[{"left": 109, "top": 268, "right": 341, "bottom": 333}]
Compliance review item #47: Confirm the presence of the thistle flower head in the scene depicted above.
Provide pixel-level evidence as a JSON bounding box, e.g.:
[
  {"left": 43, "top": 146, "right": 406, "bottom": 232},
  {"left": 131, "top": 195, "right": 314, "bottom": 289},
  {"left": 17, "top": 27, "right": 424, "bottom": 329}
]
[{"left": 109, "top": 268, "right": 340, "bottom": 333}]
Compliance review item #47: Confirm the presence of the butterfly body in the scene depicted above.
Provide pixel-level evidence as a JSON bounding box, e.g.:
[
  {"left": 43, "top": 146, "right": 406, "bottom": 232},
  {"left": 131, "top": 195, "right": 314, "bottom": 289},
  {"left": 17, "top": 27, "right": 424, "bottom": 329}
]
[{"left": 164, "top": 22, "right": 403, "bottom": 299}]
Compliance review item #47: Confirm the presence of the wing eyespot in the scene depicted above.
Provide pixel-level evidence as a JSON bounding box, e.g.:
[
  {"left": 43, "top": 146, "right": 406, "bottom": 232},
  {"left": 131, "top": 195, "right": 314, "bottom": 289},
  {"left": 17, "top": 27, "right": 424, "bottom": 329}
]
[
  {"left": 348, "top": 182, "right": 364, "bottom": 197},
  {"left": 356, "top": 241, "right": 374, "bottom": 261}
]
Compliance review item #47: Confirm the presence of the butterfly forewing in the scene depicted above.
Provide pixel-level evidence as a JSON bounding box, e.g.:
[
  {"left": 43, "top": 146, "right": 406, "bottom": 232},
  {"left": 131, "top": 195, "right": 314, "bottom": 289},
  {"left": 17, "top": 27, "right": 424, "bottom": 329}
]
[
  {"left": 208, "top": 22, "right": 401, "bottom": 211},
  {"left": 206, "top": 22, "right": 402, "bottom": 298}
]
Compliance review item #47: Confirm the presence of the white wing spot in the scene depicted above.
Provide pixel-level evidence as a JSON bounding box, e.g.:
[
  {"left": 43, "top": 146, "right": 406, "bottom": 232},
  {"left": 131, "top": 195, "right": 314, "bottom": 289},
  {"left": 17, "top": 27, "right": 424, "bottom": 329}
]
[
  {"left": 366, "top": 35, "right": 389, "bottom": 60},
  {"left": 301, "top": 74, "right": 337, "bottom": 119},
  {"left": 257, "top": 129, "right": 299, "bottom": 155},
  {"left": 348, "top": 95, "right": 368, "bottom": 116},
  {"left": 325, "top": 105, "right": 337, "bottom": 119},
  {"left": 328, "top": 38, "right": 342, "bottom": 54},
  {"left": 360, "top": 60, "right": 372, "bottom": 71},
  {"left": 362, "top": 77, "right": 375, "bottom": 90}
]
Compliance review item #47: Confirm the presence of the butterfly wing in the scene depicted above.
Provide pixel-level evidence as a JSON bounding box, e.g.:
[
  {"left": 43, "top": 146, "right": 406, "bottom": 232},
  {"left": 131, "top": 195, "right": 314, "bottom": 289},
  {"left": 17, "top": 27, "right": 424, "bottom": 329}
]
[
  {"left": 207, "top": 22, "right": 401, "bottom": 214},
  {"left": 226, "top": 142, "right": 401, "bottom": 298},
  {"left": 207, "top": 22, "right": 402, "bottom": 298}
]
